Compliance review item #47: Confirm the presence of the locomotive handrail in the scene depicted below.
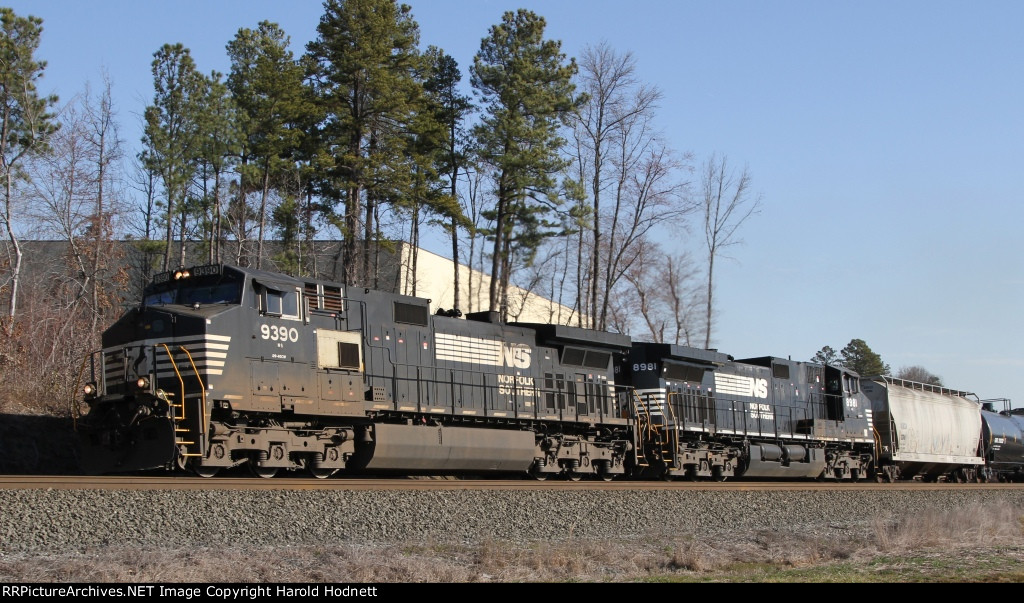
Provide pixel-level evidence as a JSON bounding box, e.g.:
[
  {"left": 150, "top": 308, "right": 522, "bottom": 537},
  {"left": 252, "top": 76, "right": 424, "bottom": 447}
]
[
  {"left": 177, "top": 345, "right": 209, "bottom": 443},
  {"left": 158, "top": 343, "right": 206, "bottom": 459},
  {"left": 630, "top": 388, "right": 660, "bottom": 468},
  {"left": 159, "top": 344, "right": 187, "bottom": 424}
]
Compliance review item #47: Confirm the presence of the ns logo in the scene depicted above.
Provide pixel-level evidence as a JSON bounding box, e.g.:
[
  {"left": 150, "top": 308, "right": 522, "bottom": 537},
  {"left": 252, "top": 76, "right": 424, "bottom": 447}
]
[{"left": 503, "top": 343, "right": 532, "bottom": 369}]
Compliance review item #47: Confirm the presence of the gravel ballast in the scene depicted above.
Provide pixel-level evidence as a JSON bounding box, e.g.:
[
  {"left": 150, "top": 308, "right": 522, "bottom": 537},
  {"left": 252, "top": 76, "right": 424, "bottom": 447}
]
[{"left": 3, "top": 486, "right": 1023, "bottom": 553}]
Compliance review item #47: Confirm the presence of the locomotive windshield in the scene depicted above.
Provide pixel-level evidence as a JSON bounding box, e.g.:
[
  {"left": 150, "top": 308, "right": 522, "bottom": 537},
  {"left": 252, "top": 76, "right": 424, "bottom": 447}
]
[{"left": 143, "top": 265, "right": 243, "bottom": 306}]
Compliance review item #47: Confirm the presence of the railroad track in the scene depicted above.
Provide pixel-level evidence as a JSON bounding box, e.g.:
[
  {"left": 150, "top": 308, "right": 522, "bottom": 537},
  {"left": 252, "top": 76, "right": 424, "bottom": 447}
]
[{"left": 4, "top": 474, "right": 1024, "bottom": 491}]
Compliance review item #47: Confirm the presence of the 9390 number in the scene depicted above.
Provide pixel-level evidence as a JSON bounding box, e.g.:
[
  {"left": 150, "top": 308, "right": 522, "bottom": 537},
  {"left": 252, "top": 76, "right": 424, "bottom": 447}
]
[{"left": 260, "top": 324, "right": 299, "bottom": 342}]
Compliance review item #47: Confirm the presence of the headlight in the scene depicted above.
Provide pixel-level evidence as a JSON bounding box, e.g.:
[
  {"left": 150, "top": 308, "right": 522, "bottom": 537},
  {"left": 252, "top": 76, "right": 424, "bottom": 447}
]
[
  {"left": 136, "top": 377, "right": 150, "bottom": 390},
  {"left": 173, "top": 269, "right": 191, "bottom": 280},
  {"left": 83, "top": 382, "right": 97, "bottom": 397}
]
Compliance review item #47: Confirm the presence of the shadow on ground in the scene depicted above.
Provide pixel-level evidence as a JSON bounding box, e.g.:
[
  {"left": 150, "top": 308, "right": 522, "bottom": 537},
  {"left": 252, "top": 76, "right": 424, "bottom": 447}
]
[{"left": 0, "top": 413, "right": 79, "bottom": 474}]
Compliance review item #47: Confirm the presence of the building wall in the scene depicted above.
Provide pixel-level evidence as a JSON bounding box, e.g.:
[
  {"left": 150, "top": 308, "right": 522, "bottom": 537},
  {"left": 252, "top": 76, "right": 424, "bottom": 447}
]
[
  {"left": 393, "top": 243, "right": 581, "bottom": 326},
  {"left": 9, "top": 240, "right": 583, "bottom": 326}
]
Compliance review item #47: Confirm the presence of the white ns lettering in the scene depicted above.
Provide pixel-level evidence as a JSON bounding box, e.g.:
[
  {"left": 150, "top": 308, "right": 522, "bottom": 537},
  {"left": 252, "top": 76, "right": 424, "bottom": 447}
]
[{"left": 502, "top": 344, "right": 531, "bottom": 369}]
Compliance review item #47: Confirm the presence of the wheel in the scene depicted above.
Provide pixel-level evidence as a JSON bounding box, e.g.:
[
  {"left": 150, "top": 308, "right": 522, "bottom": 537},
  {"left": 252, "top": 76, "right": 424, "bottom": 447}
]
[
  {"left": 309, "top": 467, "right": 337, "bottom": 479},
  {"left": 596, "top": 461, "right": 614, "bottom": 482},
  {"left": 850, "top": 468, "right": 860, "bottom": 482},
  {"left": 711, "top": 465, "right": 727, "bottom": 482},
  {"left": 566, "top": 470, "right": 583, "bottom": 482},
  {"left": 193, "top": 464, "right": 220, "bottom": 478},
  {"left": 249, "top": 463, "right": 279, "bottom": 479},
  {"left": 530, "top": 462, "right": 549, "bottom": 481}
]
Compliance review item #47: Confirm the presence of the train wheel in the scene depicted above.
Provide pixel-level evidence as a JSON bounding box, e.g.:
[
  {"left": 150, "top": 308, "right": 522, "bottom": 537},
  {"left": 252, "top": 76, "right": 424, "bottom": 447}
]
[
  {"left": 249, "top": 464, "right": 279, "bottom": 479},
  {"left": 309, "top": 467, "right": 337, "bottom": 479},
  {"left": 850, "top": 468, "right": 860, "bottom": 482},
  {"left": 566, "top": 471, "right": 583, "bottom": 482},
  {"left": 711, "top": 465, "right": 727, "bottom": 482},
  {"left": 596, "top": 462, "right": 614, "bottom": 482},
  {"left": 193, "top": 464, "right": 220, "bottom": 478}
]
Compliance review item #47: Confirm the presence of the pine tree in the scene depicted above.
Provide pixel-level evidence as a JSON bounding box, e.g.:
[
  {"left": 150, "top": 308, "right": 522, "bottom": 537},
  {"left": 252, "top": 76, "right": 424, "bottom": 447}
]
[
  {"left": 471, "top": 9, "right": 582, "bottom": 319},
  {"left": 306, "top": 0, "right": 424, "bottom": 286},
  {"left": 0, "top": 8, "right": 58, "bottom": 332},
  {"left": 142, "top": 43, "right": 204, "bottom": 271},
  {"left": 227, "top": 21, "right": 307, "bottom": 269},
  {"left": 839, "top": 339, "right": 891, "bottom": 377}
]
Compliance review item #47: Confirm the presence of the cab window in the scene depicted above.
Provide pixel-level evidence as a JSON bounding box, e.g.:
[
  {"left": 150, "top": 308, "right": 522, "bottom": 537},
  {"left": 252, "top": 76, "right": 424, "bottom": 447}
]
[{"left": 261, "top": 286, "right": 301, "bottom": 320}]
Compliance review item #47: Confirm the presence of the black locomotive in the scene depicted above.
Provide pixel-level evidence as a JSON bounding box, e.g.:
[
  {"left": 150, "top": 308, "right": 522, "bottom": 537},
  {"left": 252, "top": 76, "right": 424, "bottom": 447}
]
[{"left": 75, "top": 263, "right": 1020, "bottom": 482}]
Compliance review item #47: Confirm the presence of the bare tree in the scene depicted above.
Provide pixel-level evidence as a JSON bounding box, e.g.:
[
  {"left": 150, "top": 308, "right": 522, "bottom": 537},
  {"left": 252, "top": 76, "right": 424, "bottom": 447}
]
[
  {"left": 623, "top": 241, "right": 703, "bottom": 344},
  {"left": 896, "top": 365, "right": 943, "bottom": 386},
  {"left": 572, "top": 42, "right": 693, "bottom": 330},
  {"left": 27, "top": 76, "right": 126, "bottom": 338},
  {"left": 81, "top": 74, "right": 126, "bottom": 333},
  {"left": 701, "top": 153, "right": 760, "bottom": 349}
]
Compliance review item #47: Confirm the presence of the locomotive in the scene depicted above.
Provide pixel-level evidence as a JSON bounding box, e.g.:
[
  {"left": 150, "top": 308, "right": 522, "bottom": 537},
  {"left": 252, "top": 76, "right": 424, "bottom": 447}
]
[{"left": 75, "top": 263, "right": 1021, "bottom": 482}]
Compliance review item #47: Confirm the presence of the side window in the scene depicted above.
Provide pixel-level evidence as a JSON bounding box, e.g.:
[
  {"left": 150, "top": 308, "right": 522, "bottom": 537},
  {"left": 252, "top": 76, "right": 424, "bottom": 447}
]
[{"left": 261, "top": 286, "right": 301, "bottom": 320}]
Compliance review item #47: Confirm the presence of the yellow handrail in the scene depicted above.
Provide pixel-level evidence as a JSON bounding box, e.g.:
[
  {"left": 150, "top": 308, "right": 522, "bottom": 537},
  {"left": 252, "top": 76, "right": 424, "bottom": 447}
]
[
  {"left": 160, "top": 343, "right": 186, "bottom": 419},
  {"left": 176, "top": 345, "right": 208, "bottom": 440},
  {"left": 159, "top": 343, "right": 207, "bottom": 460}
]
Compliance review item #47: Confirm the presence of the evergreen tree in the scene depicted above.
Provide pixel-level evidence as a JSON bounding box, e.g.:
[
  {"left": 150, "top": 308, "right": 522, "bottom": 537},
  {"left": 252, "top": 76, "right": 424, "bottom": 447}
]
[
  {"left": 839, "top": 338, "right": 891, "bottom": 376},
  {"left": 306, "top": 0, "right": 424, "bottom": 286},
  {"left": 142, "top": 43, "right": 204, "bottom": 271},
  {"left": 471, "top": 9, "right": 582, "bottom": 319},
  {"left": 194, "top": 71, "right": 240, "bottom": 264},
  {"left": 812, "top": 345, "right": 839, "bottom": 365},
  {"left": 0, "top": 8, "right": 58, "bottom": 331},
  {"left": 227, "top": 21, "right": 307, "bottom": 269},
  {"left": 423, "top": 46, "right": 472, "bottom": 311}
]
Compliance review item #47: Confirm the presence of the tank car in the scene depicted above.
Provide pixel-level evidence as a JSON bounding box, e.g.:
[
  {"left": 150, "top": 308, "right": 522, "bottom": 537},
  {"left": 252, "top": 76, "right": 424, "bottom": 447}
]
[
  {"left": 861, "top": 377, "right": 986, "bottom": 482},
  {"left": 980, "top": 399, "right": 1024, "bottom": 482},
  {"left": 76, "top": 263, "right": 636, "bottom": 479},
  {"left": 619, "top": 343, "right": 874, "bottom": 480}
]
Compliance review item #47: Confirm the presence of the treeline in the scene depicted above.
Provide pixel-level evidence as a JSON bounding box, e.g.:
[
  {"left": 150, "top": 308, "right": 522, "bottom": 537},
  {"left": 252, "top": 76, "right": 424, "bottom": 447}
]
[{"left": 0, "top": 1, "right": 763, "bottom": 413}]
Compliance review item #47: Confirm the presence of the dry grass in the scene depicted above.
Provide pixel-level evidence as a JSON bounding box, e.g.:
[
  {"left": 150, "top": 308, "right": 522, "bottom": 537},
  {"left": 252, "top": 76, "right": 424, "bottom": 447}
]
[{"left": 1, "top": 503, "right": 1022, "bottom": 583}]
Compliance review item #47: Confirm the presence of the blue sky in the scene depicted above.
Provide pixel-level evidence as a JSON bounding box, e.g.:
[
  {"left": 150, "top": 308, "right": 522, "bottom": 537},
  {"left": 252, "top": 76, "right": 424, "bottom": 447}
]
[{"left": 7, "top": 0, "right": 1023, "bottom": 405}]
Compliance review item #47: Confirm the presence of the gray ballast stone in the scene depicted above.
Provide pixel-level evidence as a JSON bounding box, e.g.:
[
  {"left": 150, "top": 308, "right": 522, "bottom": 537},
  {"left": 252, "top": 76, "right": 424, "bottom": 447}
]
[{"left": 2, "top": 487, "right": 1022, "bottom": 554}]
